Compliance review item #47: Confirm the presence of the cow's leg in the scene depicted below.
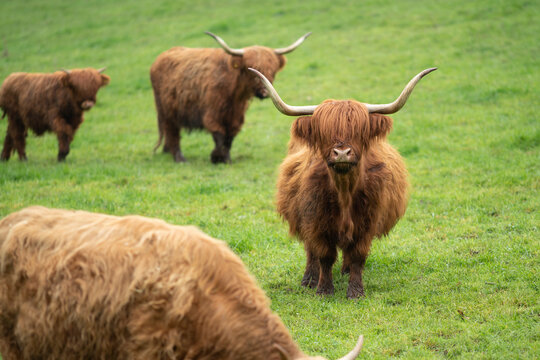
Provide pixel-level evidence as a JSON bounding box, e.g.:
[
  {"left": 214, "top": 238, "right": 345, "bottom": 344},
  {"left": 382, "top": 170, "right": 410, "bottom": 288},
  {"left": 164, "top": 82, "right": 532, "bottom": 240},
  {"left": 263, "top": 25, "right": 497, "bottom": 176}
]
[
  {"left": 164, "top": 121, "right": 185, "bottom": 162},
  {"left": 1, "top": 132, "right": 13, "bottom": 161},
  {"left": 56, "top": 131, "right": 73, "bottom": 162},
  {"left": 316, "top": 246, "right": 337, "bottom": 295},
  {"left": 344, "top": 239, "right": 372, "bottom": 299},
  {"left": 341, "top": 252, "right": 351, "bottom": 274},
  {"left": 3, "top": 118, "right": 27, "bottom": 161},
  {"left": 210, "top": 131, "right": 231, "bottom": 164},
  {"left": 301, "top": 248, "right": 319, "bottom": 288}
]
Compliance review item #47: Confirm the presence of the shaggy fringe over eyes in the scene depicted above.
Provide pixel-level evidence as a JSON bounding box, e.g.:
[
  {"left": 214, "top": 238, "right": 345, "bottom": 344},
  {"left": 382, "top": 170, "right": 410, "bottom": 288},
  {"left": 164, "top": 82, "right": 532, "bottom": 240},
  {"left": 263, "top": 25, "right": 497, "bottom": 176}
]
[
  {"left": 242, "top": 47, "right": 284, "bottom": 80},
  {"left": 311, "top": 100, "right": 371, "bottom": 152},
  {"left": 66, "top": 69, "right": 109, "bottom": 97}
]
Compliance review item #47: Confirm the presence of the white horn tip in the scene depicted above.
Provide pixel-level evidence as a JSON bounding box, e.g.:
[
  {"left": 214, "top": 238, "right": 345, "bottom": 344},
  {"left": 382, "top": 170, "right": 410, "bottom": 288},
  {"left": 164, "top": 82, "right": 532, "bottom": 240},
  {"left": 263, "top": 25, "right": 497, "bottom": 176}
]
[{"left": 421, "top": 67, "right": 438, "bottom": 77}]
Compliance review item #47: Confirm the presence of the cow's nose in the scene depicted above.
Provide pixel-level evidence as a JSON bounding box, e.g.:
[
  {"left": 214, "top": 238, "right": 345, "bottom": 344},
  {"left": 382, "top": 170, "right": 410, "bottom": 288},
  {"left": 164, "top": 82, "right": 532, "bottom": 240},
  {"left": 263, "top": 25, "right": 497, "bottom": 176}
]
[
  {"left": 333, "top": 147, "right": 351, "bottom": 161},
  {"left": 81, "top": 100, "right": 95, "bottom": 110}
]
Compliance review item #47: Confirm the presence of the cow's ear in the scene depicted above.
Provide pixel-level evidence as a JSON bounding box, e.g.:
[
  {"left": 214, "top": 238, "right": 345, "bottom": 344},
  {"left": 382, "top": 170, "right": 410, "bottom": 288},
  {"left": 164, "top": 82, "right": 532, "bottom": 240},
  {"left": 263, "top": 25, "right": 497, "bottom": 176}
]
[
  {"left": 60, "top": 72, "right": 71, "bottom": 87},
  {"left": 100, "top": 74, "right": 110, "bottom": 86},
  {"left": 291, "top": 116, "right": 313, "bottom": 144},
  {"left": 230, "top": 56, "right": 243, "bottom": 70},
  {"left": 277, "top": 54, "right": 287, "bottom": 70},
  {"left": 272, "top": 344, "right": 291, "bottom": 360},
  {"left": 369, "top": 113, "right": 393, "bottom": 139}
]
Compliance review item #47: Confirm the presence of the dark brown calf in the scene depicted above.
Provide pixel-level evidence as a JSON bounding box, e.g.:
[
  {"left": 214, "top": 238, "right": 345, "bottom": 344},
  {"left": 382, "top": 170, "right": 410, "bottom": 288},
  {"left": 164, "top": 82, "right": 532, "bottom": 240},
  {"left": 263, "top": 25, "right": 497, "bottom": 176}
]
[
  {"left": 150, "top": 32, "right": 310, "bottom": 163},
  {"left": 0, "top": 68, "right": 109, "bottom": 161},
  {"left": 250, "top": 67, "right": 436, "bottom": 298}
]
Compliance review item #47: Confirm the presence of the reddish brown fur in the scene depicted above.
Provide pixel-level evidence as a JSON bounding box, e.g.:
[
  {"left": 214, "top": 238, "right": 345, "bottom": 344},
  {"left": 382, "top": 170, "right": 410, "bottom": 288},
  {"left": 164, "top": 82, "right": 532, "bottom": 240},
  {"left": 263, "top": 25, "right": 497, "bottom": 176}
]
[
  {"left": 150, "top": 45, "right": 286, "bottom": 163},
  {"left": 0, "top": 206, "right": 336, "bottom": 360},
  {"left": 277, "top": 100, "right": 409, "bottom": 299},
  {"left": 0, "top": 68, "right": 109, "bottom": 161}
]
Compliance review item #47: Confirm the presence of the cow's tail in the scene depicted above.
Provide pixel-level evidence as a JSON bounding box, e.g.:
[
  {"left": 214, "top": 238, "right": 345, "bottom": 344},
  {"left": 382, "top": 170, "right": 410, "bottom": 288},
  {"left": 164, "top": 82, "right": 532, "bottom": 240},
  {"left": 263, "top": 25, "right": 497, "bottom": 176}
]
[
  {"left": 153, "top": 125, "right": 163, "bottom": 154},
  {"left": 0, "top": 92, "right": 4, "bottom": 120}
]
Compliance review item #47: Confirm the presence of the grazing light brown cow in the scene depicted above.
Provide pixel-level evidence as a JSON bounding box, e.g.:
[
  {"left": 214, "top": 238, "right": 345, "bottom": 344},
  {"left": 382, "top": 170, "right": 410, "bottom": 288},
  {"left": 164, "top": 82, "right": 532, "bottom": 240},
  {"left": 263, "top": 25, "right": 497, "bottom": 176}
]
[
  {"left": 0, "top": 68, "right": 109, "bottom": 161},
  {"left": 250, "top": 67, "right": 436, "bottom": 299},
  {"left": 0, "top": 206, "right": 363, "bottom": 359},
  {"left": 150, "top": 32, "right": 310, "bottom": 164}
]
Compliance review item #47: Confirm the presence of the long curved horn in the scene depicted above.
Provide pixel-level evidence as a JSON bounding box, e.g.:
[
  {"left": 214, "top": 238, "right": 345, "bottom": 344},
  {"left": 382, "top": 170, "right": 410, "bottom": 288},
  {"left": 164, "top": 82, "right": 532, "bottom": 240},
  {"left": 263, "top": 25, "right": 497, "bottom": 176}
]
[
  {"left": 248, "top": 68, "right": 318, "bottom": 116},
  {"left": 205, "top": 31, "right": 245, "bottom": 56},
  {"left": 97, "top": 67, "right": 107, "bottom": 74},
  {"left": 274, "top": 32, "right": 312, "bottom": 55},
  {"left": 363, "top": 67, "right": 437, "bottom": 114},
  {"left": 337, "top": 335, "right": 364, "bottom": 360},
  {"left": 249, "top": 67, "right": 437, "bottom": 116}
]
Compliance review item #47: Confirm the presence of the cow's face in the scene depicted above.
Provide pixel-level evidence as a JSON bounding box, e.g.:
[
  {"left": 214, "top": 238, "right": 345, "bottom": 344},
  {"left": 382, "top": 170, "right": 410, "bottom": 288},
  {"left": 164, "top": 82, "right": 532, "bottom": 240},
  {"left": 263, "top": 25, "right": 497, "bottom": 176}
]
[
  {"left": 62, "top": 69, "right": 110, "bottom": 111},
  {"left": 241, "top": 47, "right": 286, "bottom": 99},
  {"left": 292, "top": 100, "right": 393, "bottom": 175}
]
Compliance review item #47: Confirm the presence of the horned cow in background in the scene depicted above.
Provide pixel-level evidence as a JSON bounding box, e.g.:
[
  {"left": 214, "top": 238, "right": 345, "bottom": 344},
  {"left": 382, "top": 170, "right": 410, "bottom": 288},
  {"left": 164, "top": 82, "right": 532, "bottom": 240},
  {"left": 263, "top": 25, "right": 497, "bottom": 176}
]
[
  {"left": 150, "top": 31, "right": 310, "bottom": 164},
  {"left": 250, "top": 67, "right": 436, "bottom": 299},
  {"left": 0, "top": 68, "right": 109, "bottom": 162},
  {"left": 0, "top": 206, "right": 363, "bottom": 360}
]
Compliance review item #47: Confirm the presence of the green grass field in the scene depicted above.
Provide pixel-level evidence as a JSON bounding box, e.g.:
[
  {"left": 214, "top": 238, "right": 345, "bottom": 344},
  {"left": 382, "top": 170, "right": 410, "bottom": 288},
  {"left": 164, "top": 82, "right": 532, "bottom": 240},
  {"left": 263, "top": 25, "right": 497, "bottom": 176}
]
[{"left": 0, "top": 0, "right": 538, "bottom": 358}]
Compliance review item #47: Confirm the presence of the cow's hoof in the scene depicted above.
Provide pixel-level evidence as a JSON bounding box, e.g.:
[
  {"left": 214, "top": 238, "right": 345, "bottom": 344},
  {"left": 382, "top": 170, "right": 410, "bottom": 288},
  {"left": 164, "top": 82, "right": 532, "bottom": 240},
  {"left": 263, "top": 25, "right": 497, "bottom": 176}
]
[
  {"left": 210, "top": 154, "right": 231, "bottom": 164},
  {"left": 301, "top": 277, "right": 318, "bottom": 289},
  {"left": 173, "top": 152, "right": 186, "bottom": 163},
  {"left": 346, "top": 284, "right": 365, "bottom": 299},
  {"left": 316, "top": 285, "right": 334, "bottom": 296}
]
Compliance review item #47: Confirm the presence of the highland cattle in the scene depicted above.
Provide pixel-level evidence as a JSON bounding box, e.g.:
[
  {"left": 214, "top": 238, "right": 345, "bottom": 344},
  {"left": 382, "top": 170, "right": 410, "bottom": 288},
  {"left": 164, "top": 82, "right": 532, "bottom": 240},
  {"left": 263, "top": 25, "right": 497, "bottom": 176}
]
[
  {"left": 150, "top": 32, "right": 310, "bottom": 163},
  {"left": 250, "top": 67, "right": 436, "bottom": 298},
  {"left": 0, "top": 68, "right": 109, "bottom": 161}
]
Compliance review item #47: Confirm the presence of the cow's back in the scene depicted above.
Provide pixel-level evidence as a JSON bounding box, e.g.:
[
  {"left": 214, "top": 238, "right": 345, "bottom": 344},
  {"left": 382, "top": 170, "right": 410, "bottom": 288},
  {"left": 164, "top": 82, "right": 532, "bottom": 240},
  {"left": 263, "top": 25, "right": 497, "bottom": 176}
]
[
  {"left": 0, "top": 206, "right": 271, "bottom": 359},
  {"left": 0, "top": 73, "right": 28, "bottom": 112},
  {"left": 0, "top": 73, "right": 65, "bottom": 130},
  {"left": 150, "top": 47, "right": 237, "bottom": 128}
]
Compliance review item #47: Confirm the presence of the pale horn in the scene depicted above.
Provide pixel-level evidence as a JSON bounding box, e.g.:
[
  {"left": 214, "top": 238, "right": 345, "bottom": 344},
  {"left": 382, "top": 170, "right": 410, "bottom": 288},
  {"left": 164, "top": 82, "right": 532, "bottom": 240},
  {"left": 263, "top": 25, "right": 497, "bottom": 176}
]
[
  {"left": 248, "top": 67, "right": 437, "bottom": 116},
  {"left": 97, "top": 67, "right": 107, "bottom": 73},
  {"left": 336, "top": 335, "right": 364, "bottom": 360},
  {"left": 248, "top": 68, "right": 318, "bottom": 116},
  {"left": 274, "top": 32, "right": 312, "bottom": 55},
  {"left": 205, "top": 31, "right": 245, "bottom": 56},
  {"left": 363, "top": 67, "right": 437, "bottom": 114}
]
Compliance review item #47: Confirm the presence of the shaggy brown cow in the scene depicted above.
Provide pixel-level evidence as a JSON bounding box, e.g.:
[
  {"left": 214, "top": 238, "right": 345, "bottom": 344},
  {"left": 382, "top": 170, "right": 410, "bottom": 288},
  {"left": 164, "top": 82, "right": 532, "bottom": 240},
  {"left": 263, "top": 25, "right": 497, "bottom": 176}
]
[
  {"left": 150, "top": 32, "right": 310, "bottom": 163},
  {"left": 0, "top": 68, "right": 109, "bottom": 162},
  {"left": 0, "top": 206, "right": 363, "bottom": 360},
  {"left": 250, "top": 67, "right": 436, "bottom": 299}
]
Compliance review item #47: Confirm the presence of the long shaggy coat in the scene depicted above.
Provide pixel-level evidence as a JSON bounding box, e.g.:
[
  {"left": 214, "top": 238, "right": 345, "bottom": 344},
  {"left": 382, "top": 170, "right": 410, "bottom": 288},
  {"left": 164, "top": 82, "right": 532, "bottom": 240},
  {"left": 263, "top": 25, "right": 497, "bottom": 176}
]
[
  {"left": 150, "top": 46, "right": 285, "bottom": 163},
  {"left": 0, "top": 68, "right": 109, "bottom": 161},
  {"left": 0, "top": 206, "right": 331, "bottom": 360},
  {"left": 277, "top": 100, "right": 409, "bottom": 299}
]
